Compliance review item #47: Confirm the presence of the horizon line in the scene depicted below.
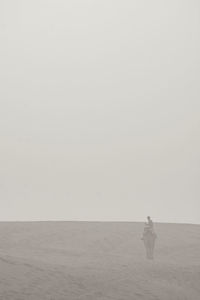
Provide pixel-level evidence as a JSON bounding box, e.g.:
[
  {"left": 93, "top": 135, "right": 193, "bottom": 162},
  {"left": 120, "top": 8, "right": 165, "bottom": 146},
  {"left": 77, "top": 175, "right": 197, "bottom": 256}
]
[{"left": 0, "top": 219, "right": 199, "bottom": 225}]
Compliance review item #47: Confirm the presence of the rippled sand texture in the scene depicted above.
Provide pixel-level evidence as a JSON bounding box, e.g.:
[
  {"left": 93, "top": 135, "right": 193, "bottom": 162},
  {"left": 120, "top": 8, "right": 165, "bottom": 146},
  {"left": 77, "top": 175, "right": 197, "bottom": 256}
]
[{"left": 0, "top": 221, "right": 199, "bottom": 300}]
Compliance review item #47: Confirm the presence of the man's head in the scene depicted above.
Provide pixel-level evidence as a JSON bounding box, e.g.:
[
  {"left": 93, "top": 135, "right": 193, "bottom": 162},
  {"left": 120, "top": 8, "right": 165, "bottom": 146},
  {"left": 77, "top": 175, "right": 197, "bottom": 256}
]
[{"left": 147, "top": 216, "right": 151, "bottom": 220}]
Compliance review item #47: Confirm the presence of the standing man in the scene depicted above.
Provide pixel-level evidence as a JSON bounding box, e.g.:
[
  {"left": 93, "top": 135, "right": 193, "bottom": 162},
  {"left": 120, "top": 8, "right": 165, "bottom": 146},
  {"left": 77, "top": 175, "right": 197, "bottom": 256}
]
[
  {"left": 142, "top": 216, "right": 157, "bottom": 259},
  {"left": 146, "top": 216, "right": 154, "bottom": 230}
]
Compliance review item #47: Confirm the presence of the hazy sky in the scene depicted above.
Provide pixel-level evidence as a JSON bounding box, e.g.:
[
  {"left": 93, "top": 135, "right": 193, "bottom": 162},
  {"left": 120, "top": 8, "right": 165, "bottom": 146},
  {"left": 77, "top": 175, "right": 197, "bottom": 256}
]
[{"left": 0, "top": 0, "right": 200, "bottom": 223}]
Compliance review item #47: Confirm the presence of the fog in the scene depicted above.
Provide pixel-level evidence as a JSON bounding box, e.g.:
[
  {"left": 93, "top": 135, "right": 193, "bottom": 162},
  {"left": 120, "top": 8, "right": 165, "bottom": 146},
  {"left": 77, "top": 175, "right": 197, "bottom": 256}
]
[{"left": 0, "top": 0, "right": 200, "bottom": 223}]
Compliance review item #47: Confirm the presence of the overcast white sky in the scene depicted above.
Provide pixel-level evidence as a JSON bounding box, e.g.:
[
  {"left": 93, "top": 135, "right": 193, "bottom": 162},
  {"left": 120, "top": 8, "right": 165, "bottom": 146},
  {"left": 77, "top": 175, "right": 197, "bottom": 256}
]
[{"left": 0, "top": 0, "right": 200, "bottom": 223}]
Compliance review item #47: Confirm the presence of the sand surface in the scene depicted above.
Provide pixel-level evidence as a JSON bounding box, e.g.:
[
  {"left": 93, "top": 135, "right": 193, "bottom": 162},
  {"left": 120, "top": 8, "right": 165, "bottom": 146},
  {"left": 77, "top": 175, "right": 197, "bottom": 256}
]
[{"left": 0, "top": 221, "right": 199, "bottom": 299}]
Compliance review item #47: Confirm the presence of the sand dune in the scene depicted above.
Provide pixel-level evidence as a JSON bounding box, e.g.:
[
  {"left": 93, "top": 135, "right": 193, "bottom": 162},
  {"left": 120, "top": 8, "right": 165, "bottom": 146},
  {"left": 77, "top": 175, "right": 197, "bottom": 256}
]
[{"left": 0, "top": 221, "right": 199, "bottom": 299}]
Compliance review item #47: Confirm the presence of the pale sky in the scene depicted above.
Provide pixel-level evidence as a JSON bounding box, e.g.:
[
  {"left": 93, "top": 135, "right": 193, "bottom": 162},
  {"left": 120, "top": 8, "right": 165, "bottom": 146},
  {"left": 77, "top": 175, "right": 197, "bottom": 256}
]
[{"left": 0, "top": 0, "right": 200, "bottom": 223}]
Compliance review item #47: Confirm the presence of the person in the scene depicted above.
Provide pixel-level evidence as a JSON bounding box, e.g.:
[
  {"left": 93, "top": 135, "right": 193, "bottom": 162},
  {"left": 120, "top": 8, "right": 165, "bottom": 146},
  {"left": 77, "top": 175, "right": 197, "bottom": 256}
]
[
  {"left": 141, "top": 216, "right": 156, "bottom": 240},
  {"left": 146, "top": 216, "right": 154, "bottom": 231}
]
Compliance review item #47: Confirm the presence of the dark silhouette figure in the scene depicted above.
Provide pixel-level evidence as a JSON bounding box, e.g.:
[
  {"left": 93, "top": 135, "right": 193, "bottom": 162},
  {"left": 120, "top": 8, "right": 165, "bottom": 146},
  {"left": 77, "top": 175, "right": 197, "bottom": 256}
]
[
  {"left": 146, "top": 216, "right": 153, "bottom": 230},
  {"left": 141, "top": 216, "right": 157, "bottom": 259}
]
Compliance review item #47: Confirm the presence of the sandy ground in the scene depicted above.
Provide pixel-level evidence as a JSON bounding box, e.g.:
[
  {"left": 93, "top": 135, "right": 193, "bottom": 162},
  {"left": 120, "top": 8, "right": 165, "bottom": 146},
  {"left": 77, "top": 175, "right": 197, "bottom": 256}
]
[{"left": 0, "top": 221, "right": 199, "bottom": 300}]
